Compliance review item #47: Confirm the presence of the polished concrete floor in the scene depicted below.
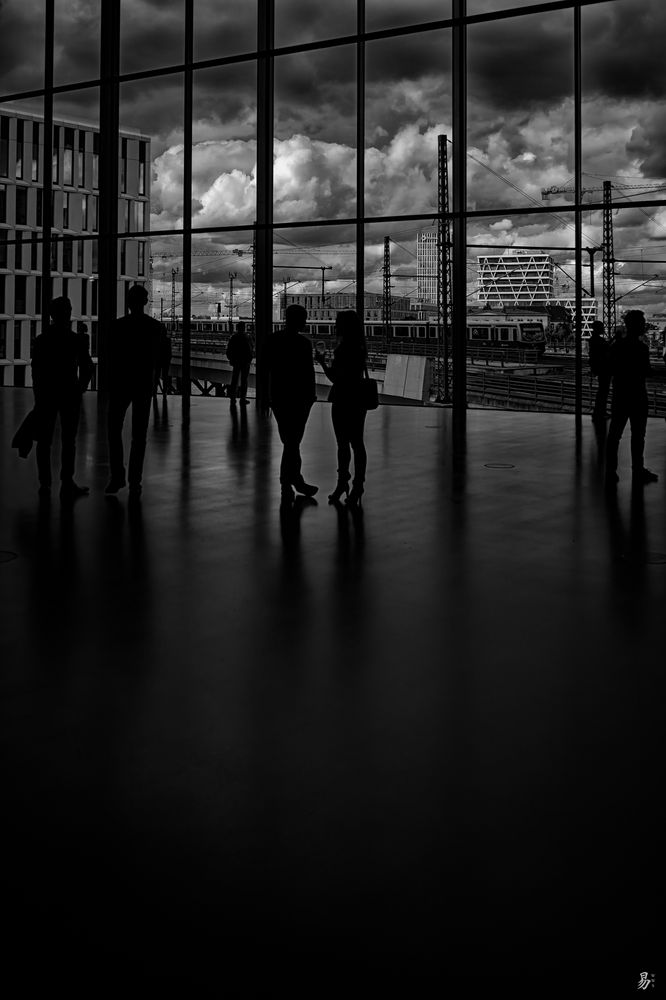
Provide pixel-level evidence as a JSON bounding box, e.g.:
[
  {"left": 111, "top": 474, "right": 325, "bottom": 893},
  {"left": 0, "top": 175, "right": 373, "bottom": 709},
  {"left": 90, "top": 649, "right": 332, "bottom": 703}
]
[{"left": 0, "top": 389, "right": 663, "bottom": 990}]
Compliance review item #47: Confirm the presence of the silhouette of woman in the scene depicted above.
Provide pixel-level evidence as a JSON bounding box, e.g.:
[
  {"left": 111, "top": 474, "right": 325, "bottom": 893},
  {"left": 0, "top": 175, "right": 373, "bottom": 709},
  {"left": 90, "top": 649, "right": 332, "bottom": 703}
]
[{"left": 315, "top": 310, "right": 368, "bottom": 505}]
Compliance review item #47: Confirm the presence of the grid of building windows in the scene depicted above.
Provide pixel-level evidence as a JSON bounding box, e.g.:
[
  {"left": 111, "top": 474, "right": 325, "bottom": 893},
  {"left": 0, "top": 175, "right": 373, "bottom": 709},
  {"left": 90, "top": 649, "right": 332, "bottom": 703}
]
[{"left": 0, "top": 106, "right": 149, "bottom": 383}]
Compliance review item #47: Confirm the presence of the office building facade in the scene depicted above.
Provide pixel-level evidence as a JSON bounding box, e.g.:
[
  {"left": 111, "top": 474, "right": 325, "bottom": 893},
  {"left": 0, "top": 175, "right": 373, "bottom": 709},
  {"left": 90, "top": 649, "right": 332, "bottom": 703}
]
[
  {"left": 416, "top": 229, "right": 438, "bottom": 305},
  {"left": 0, "top": 108, "right": 150, "bottom": 387},
  {"left": 477, "top": 251, "right": 597, "bottom": 334}
]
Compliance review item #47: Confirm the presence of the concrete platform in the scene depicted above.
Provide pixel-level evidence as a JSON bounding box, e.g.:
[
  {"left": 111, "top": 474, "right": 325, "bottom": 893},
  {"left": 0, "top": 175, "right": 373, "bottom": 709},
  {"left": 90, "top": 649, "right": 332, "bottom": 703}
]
[{"left": 0, "top": 389, "right": 663, "bottom": 991}]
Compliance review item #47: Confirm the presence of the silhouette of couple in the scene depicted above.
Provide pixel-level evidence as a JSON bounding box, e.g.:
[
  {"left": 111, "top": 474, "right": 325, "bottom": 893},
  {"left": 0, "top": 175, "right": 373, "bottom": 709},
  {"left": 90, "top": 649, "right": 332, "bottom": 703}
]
[
  {"left": 266, "top": 304, "right": 371, "bottom": 506},
  {"left": 26, "top": 285, "right": 169, "bottom": 501}
]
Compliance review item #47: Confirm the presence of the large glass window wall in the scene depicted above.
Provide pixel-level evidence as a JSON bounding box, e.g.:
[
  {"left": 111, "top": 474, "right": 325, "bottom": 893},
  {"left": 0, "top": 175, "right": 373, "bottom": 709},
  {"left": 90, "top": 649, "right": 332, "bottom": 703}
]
[{"left": 0, "top": 0, "right": 665, "bottom": 415}]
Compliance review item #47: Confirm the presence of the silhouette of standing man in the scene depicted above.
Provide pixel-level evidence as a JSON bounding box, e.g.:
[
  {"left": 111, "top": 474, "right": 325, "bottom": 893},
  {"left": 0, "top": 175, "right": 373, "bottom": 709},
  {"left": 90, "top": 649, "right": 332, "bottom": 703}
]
[
  {"left": 226, "top": 320, "right": 254, "bottom": 404},
  {"left": 31, "top": 296, "right": 94, "bottom": 499},
  {"left": 106, "top": 284, "right": 169, "bottom": 498},
  {"left": 589, "top": 319, "right": 610, "bottom": 422},
  {"left": 605, "top": 310, "right": 658, "bottom": 486},
  {"left": 265, "top": 303, "right": 318, "bottom": 502}
]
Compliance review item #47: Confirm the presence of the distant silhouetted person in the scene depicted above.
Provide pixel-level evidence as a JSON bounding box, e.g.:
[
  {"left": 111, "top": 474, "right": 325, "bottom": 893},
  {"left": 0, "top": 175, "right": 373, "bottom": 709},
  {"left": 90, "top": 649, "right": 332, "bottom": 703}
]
[
  {"left": 589, "top": 319, "right": 610, "bottom": 422},
  {"left": 605, "top": 310, "right": 658, "bottom": 487},
  {"left": 315, "top": 310, "right": 369, "bottom": 505},
  {"left": 226, "top": 321, "right": 253, "bottom": 404},
  {"left": 106, "top": 284, "right": 169, "bottom": 498},
  {"left": 30, "top": 296, "right": 93, "bottom": 500},
  {"left": 265, "top": 303, "right": 317, "bottom": 502}
]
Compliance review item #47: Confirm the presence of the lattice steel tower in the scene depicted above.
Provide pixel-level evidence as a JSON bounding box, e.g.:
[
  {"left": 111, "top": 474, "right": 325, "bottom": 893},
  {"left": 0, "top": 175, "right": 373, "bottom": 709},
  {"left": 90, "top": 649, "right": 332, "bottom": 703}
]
[
  {"left": 383, "top": 236, "right": 392, "bottom": 352},
  {"left": 602, "top": 181, "right": 616, "bottom": 335},
  {"left": 437, "top": 134, "right": 452, "bottom": 402}
]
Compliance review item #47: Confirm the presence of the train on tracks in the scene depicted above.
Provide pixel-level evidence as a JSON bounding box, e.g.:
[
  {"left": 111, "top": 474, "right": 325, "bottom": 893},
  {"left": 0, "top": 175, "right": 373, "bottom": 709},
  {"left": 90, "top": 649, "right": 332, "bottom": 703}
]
[{"left": 168, "top": 310, "right": 549, "bottom": 357}]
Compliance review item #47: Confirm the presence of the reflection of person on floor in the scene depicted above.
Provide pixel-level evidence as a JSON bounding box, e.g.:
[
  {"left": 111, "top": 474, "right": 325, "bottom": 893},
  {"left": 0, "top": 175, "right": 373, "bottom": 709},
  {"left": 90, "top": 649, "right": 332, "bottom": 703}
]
[
  {"left": 589, "top": 320, "right": 610, "bottom": 422},
  {"left": 315, "top": 310, "right": 368, "bottom": 506},
  {"left": 265, "top": 304, "right": 318, "bottom": 503},
  {"left": 31, "top": 296, "right": 94, "bottom": 500},
  {"left": 605, "top": 310, "right": 658, "bottom": 487},
  {"left": 106, "top": 284, "right": 170, "bottom": 499},
  {"left": 226, "top": 321, "right": 254, "bottom": 404}
]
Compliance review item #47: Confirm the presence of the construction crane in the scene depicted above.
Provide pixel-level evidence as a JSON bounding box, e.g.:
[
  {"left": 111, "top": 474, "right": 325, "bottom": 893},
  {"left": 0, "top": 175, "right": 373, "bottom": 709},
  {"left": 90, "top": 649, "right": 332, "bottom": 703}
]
[
  {"left": 273, "top": 264, "right": 332, "bottom": 300},
  {"left": 541, "top": 180, "right": 666, "bottom": 200}
]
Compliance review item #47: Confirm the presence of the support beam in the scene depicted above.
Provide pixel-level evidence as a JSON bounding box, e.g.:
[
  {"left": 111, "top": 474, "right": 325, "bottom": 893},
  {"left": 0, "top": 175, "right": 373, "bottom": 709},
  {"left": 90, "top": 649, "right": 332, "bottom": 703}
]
[
  {"left": 356, "top": 0, "right": 365, "bottom": 318},
  {"left": 255, "top": 0, "right": 274, "bottom": 413},
  {"left": 97, "top": 0, "right": 120, "bottom": 391},
  {"left": 452, "top": 0, "right": 467, "bottom": 423},
  {"left": 181, "top": 0, "right": 193, "bottom": 406},
  {"left": 41, "top": 1, "right": 54, "bottom": 334},
  {"left": 574, "top": 4, "right": 582, "bottom": 419}
]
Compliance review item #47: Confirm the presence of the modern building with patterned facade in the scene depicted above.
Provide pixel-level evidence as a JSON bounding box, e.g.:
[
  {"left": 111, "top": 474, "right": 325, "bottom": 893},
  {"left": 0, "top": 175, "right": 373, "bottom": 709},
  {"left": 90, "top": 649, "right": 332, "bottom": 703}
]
[
  {"left": 477, "top": 250, "right": 597, "bottom": 334},
  {"left": 0, "top": 107, "right": 150, "bottom": 386}
]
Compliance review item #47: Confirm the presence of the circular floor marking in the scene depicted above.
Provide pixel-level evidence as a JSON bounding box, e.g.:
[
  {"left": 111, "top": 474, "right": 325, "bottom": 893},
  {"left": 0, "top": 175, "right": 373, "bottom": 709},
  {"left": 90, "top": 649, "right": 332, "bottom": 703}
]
[
  {"left": 484, "top": 462, "right": 516, "bottom": 469},
  {"left": 0, "top": 551, "right": 18, "bottom": 564}
]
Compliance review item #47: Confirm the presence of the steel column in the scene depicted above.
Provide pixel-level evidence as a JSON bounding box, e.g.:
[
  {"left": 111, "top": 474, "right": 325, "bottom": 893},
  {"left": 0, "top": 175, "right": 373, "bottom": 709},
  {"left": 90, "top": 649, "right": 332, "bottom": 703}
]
[
  {"left": 574, "top": 5, "right": 582, "bottom": 418},
  {"left": 255, "top": 0, "right": 274, "bottom": 413},
  {"left": 97, "top": 0, "right": 120, "bottom": 391},
  {"left": 356, "top": 0, "right": 365, "bottom": 318},
  {"left": 41, "top": 0, "right": 54, "bottom": 331},
  {"left": 452, "top": 0, "right": 467, "bottom": 422},
  {"left": 181, "top": 0, "right": 193, "bottom": 405}
]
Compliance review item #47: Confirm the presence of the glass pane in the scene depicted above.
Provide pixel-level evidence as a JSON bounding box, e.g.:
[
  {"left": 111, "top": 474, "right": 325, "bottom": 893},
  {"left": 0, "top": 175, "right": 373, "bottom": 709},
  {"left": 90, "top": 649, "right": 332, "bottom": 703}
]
[
  {"left": 120, "top": 75, "right": 184, "bottom": 233},
  {"left": 148, "top": 234, "right": 184, "bottom": 323},
  {"left": 363, "top": 219, "right": 442, "bottom": 403},
  {"left": 467, "top": 212, "right": 599, "bottom": 411},
  {"left": 274, "top": 46, "right": 356, "bottom": 223},
  {"left": 191, "top": 231, "right": 254, "bottom": 326},
  {"left": 192, "top": 64, "right": 257, "bottom": 230},
  {"left": 194, "top": 0, "right": 257, "bottom": 62},
  {"left": 120, "top": 0, "right": 185, "bottom": 75},
  {"left": 366, "top": 0, "right": 451, "bottom": 33},
  {"left": 468, "top": 9, "right": 572, "bottom": 211},
  {"left": 365, "top": 29, "right": 450, "bottom": 218},
  {"left": 274, "top": 0, "right": 356, "bottom": 48},
  {"left": 0, "top": 0, "right": 45, "bottom": 95},
  {"left": 274, "top": 224, "right": 356, "bottom": 329},
  {"left": 54, "top": 0, "right": 101, "bottom": 86},
  {"left": 582, "top": 0, "right": 666, "bottom": 200},
  {"left": 52, "top": 92, "right": 100, "bottom": 340}
]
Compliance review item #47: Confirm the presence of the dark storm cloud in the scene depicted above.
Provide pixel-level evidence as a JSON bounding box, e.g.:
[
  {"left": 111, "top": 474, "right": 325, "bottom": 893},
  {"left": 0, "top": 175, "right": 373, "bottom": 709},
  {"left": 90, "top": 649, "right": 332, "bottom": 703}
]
[
  {"left": 467, "top": 10, "right": 573, "bottom": 110},
  {"left": 627, "top": 108, "right": 666, "bottom": 179},
  {"left": 583, "top": 0, "right": 666, "bottom": 101},
  {"left": 0, "top": 0, "right": 45, "bottom": 94}
]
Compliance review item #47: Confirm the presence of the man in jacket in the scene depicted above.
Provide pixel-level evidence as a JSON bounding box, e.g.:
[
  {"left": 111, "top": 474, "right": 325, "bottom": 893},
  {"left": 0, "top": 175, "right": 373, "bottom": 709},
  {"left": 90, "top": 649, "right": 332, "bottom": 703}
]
[
  {"left": 605, "top": 310, "right": 658, "bottom": 486},
  {"left": 31, "top": 296, "right": 94, "bottom": 499},
  {"left": 265, "top": 304, "right": 317, "bottom": 502},
  {"left": 226, "top": 321, "right": 254, "bottom": 404},
  {"left": 106, "top": 284, "right": 169, "bottom": 498}
]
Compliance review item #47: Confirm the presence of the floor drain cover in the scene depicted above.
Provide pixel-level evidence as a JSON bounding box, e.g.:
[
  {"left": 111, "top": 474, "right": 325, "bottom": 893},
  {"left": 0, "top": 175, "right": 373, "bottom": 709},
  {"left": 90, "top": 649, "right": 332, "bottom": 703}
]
[
  {"left": 0, "top": 551, "right": 18, "bottom": 564},
  {"left": 484, "top": 463, "right": 516, "bottom": 469},
  {"left": 622, "top": 551, "right": 666, "bottom": 565}
]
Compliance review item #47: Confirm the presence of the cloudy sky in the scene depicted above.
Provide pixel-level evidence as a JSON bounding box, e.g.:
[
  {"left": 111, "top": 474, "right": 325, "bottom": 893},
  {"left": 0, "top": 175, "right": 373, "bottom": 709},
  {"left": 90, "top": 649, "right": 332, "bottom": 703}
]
[{"left": 2, "top": 0, "right": 666, "bottom": 313}]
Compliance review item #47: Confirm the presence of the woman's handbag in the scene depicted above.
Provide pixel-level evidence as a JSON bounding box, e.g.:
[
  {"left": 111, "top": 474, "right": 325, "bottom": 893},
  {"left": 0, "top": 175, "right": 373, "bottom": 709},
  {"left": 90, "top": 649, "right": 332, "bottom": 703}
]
[{"left": 362, "top": 363, "right": 379, "bottom": 410}]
